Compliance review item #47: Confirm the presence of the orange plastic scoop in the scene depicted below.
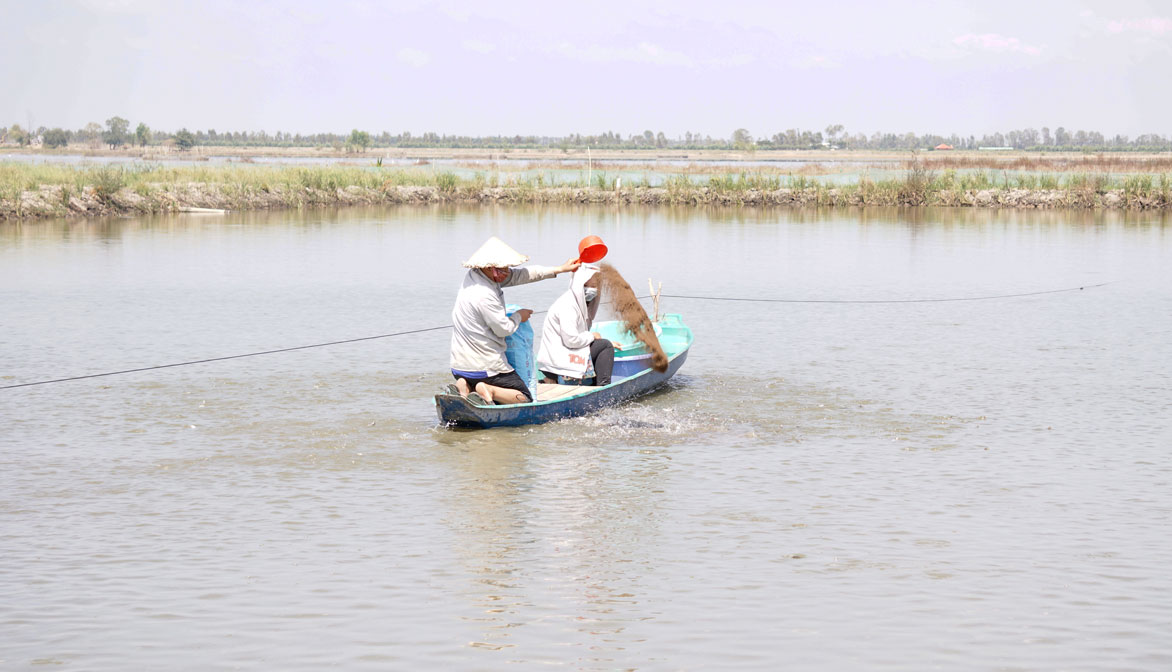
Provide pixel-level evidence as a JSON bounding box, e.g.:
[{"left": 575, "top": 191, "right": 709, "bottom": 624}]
[{"left": 576, "top": 235, "right": 608, "bottom": 263}]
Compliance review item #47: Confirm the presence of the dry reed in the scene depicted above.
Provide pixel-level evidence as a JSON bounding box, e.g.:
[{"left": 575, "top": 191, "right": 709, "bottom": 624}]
[{"left": 912, "top": 155, "right": 1172, "bottom": 173}]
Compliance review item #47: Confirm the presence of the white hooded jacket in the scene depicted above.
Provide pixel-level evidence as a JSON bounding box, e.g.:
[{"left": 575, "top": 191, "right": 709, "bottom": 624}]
[
  {"left": 450, "top": 265, "right": 558, "bottom": 375},
  {"left": 536, "top": 266, "right": 600, "bottom": 378}
]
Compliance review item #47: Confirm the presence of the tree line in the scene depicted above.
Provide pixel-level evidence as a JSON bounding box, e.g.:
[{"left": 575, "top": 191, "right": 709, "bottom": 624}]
[
  {"left": 2, "top": 117, "right": 195, "bottom": 150},
  {"left": 3, "top": 119, "right": 1170, "bottom": 152}
]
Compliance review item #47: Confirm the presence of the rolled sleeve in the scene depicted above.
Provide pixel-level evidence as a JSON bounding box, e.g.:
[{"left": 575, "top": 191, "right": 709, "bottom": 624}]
[{"left": 502, "top": 265, "right": 558, "bottom": 287}]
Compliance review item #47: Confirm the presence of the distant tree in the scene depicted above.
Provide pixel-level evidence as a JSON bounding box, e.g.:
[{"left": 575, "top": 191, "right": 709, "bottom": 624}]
[
  {"left": 43, "top": 128, "right": 70, "bottom": 148},
  {"left": 103, "top": 116, "right": 129, "bottom": 148},
  {"left": 7, "top": 124, "right": 30, "bottom": 146},
  {"left": 25, "top": 123, "right": 1164, "bottom": 154},
  {"left": 732, "top": 128, "right": 753, "bottom": 150},
  {"left": 347, "top": 128, "right": 370, "bottom": 152},
  {"left": 1135, "top": 133, "right": 1170, "bottom": 147},
  {"left": 174, "top": 128, "right": 195, "bottom": 150},
  {"left": 79, "top": 122, "right": 103, "bottom": 148}
]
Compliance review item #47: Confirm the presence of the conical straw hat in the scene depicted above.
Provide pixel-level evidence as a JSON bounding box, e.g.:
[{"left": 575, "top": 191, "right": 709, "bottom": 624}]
[{"left": 462, "top": 236, "right": 529, "bottom": 268}]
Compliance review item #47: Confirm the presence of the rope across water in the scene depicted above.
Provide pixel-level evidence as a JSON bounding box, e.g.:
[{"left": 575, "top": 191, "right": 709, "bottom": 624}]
[
  {"left": 1, "top": 282, "right": 1112, "bottom": 390},
  {"left": 658, "top": 281, "right": 1112, "bottom": 304}
]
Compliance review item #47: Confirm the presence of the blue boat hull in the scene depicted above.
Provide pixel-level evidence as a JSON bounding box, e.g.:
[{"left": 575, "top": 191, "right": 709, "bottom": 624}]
[{"left": 435, "top": 315, "right": 692, "bottom": 429}]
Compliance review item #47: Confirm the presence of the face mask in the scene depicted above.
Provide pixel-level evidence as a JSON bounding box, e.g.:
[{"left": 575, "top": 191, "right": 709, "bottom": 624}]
[{"left": 584, "top": 287, "right": 598, "bottom": 302}]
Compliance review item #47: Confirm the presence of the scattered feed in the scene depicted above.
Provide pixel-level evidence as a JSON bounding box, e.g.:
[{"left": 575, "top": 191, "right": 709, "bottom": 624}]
[{"left": 598, "top": 263, "right": 669, "bottom": 372}]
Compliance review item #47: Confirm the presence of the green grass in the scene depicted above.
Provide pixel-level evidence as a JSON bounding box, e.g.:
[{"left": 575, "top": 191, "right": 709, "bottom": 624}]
[
  {"left": 91, "top": 166, "right": 127, "bottom": 204},
  {"left": 435, "top": 171, "right": 458, "bottom": 193},
  {"left": 0, "top": 162, "right": 459, "bottom": 193},
  {"left": 3, "top": 161, "right": 1170, "bottom": 216},
  {"left": 1123, "top": 174, "right": 1153, "bottom": 196},
  {"left": 705, "top": 173, "right": 782, "bottom": 192}
]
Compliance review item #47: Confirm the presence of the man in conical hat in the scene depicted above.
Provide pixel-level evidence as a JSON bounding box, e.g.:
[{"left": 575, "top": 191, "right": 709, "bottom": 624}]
[{"left": 450, "top": 236, "right": 579, "bottom": 405}]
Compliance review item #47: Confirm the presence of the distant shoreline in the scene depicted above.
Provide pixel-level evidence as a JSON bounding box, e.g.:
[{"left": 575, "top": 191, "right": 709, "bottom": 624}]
[
  {"left": 2, "top": 160, "right": 1169, "bottom": 220},
  {"left": 4, "top": 144, "right": 1172, "bottom": 165}
]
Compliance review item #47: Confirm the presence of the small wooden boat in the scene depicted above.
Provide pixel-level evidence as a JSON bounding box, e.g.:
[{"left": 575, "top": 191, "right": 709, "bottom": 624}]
[{"left": 435, "top": 313, "right": 693, "bottom": 428}]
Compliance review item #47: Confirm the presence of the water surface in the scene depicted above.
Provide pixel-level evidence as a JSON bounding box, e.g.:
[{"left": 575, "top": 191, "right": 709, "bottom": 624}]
[{"left": 2, "top": 205, "right": 1170, "bottom": 670}]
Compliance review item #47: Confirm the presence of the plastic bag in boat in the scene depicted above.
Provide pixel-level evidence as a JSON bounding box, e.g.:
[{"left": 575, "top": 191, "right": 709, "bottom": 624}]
[{"left": 504, "top": 304, "right": 538, "bottom": 401}]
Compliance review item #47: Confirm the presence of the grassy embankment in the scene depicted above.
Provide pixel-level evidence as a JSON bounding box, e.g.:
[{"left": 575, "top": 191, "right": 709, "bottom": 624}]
[{"left": 2, "top": 160, "right": 1170, "bottom": 220}]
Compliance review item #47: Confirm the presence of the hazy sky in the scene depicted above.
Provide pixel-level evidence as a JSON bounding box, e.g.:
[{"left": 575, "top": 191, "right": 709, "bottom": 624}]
[{"left": 3, "top": 0, "right": 1170, "bottom": 139}]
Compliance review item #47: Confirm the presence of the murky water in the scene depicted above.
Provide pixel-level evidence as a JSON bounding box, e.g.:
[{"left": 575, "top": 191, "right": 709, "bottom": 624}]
[{"left": 2, "top": 205, "right": 1170, "bottom": 670}]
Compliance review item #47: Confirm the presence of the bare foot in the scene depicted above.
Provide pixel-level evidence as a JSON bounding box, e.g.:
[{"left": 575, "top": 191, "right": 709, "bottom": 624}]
[{"left": 475, "top": 381, "right": 494, "bottom": 404}]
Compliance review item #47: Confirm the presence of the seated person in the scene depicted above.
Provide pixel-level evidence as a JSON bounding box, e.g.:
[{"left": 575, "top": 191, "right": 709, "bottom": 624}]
[
  {"left": 450, "top": 236, "right": 579, "bottom": 405},
  {"left": 536, "top": 266, "right": 614, "bottom": 386}
]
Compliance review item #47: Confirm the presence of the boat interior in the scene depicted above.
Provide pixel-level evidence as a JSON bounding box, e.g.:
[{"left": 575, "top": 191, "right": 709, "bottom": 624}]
[
  {"left": 535, "top": 383, "right": 593, "bottom": 402},
  {"left": 529, "top": 315, "right": 691, "bottom": 403}
]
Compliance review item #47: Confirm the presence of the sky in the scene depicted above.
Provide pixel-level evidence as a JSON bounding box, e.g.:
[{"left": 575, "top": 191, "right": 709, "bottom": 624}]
[{"left": 2, "top": 0, "right": 1170, "bottom": 140}]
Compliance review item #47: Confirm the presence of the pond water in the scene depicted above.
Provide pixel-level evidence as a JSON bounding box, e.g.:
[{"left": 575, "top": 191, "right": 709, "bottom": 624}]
[
  {"left": 2, "top": 205, "right": 1170, "bottom": 670},
  {"left": 1, "top": 151, "right": 862, "bottom": 171},
  {"left": 2, "top": 151, "right": 880, "bottom": 187}
]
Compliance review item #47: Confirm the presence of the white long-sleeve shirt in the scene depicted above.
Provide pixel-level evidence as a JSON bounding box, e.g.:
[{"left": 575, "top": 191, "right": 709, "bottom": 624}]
[
  {"left": 536, "top": 267, "right": 600, "bottom": 378},
  {"left": 449, "top": 266, "right": 557, "bottom": 375}
]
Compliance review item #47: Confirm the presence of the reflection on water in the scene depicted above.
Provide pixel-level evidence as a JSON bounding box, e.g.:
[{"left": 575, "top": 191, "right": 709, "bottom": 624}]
[
  {"left": 434, "top": 435, "right": 672, "bottom": 662},
  {"left": 2, "top": 205, "right": 1171, "bottom": 670},
  {"left": 2, "top": 201, "right": 1168, "bottom": 249}
]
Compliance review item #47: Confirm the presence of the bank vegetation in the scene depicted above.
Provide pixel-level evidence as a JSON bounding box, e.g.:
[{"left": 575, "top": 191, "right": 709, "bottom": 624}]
[{"left": 2, "top": 162, "right": 1170, "bottom": 220}]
